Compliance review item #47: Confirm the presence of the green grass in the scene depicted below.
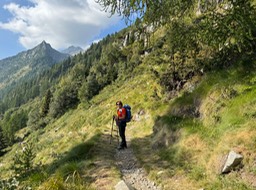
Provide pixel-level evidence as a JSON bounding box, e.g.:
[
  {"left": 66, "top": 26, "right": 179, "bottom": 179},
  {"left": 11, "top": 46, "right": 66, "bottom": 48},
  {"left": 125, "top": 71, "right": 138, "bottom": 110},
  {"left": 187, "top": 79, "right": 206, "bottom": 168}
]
[
  {"left": 130, "top": 61, "right": 256, "bottom": 189},
  {"left": 205, "top": 176, "right": 254, "bottom": 190}
]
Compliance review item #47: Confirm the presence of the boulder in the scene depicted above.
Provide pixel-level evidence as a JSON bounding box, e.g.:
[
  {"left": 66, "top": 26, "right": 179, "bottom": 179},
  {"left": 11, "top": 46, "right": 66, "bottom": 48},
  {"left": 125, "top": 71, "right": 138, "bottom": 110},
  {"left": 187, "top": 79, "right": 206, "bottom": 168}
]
[{"left": 222, "top": 150, "right": 243, "bottom": 174}]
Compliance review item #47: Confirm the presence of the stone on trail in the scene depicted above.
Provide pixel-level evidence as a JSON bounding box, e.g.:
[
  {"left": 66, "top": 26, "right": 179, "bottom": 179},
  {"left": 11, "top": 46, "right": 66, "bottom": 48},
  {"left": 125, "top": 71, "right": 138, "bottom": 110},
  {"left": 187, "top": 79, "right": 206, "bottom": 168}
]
[{"left": 115, "top": 180, "right": 133, "bottom": 190}]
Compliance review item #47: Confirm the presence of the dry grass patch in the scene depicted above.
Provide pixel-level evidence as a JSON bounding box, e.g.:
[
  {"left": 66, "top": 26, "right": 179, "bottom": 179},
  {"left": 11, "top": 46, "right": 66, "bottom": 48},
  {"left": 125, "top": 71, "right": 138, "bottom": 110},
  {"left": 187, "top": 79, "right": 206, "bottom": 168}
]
[
  {"left": 199, "top": 89, "right": 224, "bottom": 126},
  {"left": 180, "top": 134, "right": 208, "bottom": 164},
  {"left": 206, "top": 127, "right": 256, "bottom": 176}
]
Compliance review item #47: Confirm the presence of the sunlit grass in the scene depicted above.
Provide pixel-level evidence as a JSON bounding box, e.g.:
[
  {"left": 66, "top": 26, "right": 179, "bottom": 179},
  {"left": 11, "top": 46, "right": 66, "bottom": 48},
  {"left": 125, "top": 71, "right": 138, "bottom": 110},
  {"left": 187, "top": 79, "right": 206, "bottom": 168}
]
[{"left": 129, "top": 62, "right": 256, "bottom": 189}]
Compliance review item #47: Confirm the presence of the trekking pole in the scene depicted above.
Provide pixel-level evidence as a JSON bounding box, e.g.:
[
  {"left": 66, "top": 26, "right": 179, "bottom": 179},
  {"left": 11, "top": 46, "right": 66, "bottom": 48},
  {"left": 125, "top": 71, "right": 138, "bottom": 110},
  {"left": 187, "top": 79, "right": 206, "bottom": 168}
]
[
  {"left": 116, "top": 123, "right": 119, "bottom": 145},
  {"left": 109, "top": 117, "right": 114, "bottom": 144}
]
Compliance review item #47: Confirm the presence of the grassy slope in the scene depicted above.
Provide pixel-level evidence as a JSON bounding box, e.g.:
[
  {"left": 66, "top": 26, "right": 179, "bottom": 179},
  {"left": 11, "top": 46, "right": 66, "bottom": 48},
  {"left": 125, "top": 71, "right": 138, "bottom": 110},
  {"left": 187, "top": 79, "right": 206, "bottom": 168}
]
[
  {"left": 131, "top": 61, "right": 256, "bottom": 190},
  {"left": 1, "top": 54, "right": 256, "bottom": 189},
  {"left": 0, "top": 64, "right": 163, "bottom": 189}
]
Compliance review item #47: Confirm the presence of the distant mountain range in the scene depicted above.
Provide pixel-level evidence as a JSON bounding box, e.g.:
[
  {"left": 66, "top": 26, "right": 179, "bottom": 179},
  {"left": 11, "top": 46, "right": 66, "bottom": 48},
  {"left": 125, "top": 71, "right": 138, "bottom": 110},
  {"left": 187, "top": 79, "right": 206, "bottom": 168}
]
[
  {"left": 0, "top": 41, "right": 69, "bottom": 91},
  {"left": 62, "top": 46, "right": 84, "bottom": 56}
]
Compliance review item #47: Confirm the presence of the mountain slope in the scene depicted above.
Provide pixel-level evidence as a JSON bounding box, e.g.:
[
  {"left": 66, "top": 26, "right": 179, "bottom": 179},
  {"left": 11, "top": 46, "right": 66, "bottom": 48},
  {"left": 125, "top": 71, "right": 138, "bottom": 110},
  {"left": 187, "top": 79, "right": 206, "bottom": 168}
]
[
  {"left": 1, "top": 60, "right": 255, "bottom": 190},
  {"left": 0, "top": 41, "right": 69, "bottom": 91}
]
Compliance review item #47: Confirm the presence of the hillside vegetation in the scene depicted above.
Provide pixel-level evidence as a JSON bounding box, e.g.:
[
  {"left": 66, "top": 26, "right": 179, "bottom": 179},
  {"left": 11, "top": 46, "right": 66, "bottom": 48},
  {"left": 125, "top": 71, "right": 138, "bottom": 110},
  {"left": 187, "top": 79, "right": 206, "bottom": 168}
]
[
  {"left": 0, "top": 0, "right": 256, "bottom": 189},
  {"left": 0, "top": 41, "right": 70, "bottom": 113}
]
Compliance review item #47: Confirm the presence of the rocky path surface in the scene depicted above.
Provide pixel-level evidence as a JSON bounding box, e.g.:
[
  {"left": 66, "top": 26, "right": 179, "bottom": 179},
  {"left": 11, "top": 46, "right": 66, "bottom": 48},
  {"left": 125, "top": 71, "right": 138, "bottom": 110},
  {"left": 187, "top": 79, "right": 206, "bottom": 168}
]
[{"left": 115, "top": 142, "right": 161, "bottom": 190}]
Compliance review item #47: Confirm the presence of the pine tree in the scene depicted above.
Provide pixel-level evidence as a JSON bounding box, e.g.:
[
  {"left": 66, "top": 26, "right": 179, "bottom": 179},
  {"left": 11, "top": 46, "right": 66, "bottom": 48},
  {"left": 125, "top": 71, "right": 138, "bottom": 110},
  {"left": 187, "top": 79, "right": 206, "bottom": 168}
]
[
  {"left": 12, "top": 142, "right": 35, "bottom": 176},
  {"left": 0, "top": 126, "right": 7, "bottom": 155},
  {"left": 40, "top": 89, "right": 52, "bottom": 117}
]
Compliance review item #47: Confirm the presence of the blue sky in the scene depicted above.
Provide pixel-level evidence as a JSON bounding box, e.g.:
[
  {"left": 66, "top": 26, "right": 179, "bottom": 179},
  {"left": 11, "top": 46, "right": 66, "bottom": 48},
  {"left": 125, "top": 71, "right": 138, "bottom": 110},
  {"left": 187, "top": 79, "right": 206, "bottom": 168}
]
[{"left": 0, "top": 0, "right": 126, "bottom": 60}]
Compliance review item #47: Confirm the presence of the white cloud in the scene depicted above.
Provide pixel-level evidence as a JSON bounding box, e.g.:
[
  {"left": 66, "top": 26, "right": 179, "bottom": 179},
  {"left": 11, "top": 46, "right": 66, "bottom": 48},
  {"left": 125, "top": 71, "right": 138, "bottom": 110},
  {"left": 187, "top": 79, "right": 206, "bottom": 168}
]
[{"left": 0, "top": 0, "right": 120, "bottom": 49}]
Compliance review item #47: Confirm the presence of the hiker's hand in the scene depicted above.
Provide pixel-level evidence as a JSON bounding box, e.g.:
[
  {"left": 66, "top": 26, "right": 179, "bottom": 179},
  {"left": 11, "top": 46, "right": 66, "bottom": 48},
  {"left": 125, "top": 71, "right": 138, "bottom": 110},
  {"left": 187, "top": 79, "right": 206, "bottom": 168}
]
[{"left": 113, "top": 115, "right": 117, "bottom": 120}]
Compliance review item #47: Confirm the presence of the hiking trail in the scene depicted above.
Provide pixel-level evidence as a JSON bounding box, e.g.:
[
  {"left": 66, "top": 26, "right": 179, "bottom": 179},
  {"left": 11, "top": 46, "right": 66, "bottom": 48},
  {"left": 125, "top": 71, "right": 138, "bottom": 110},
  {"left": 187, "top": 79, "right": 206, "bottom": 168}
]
[{"left": 115, "top": 140, "right": 161, "bottom": 190}]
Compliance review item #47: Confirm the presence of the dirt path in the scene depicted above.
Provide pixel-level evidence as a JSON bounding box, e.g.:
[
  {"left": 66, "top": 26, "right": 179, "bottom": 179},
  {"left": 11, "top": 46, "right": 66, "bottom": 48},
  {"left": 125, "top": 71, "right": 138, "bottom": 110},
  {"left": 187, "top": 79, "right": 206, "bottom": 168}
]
[{"left": 115, "top": 141, "right": 161, "bottom": 190}]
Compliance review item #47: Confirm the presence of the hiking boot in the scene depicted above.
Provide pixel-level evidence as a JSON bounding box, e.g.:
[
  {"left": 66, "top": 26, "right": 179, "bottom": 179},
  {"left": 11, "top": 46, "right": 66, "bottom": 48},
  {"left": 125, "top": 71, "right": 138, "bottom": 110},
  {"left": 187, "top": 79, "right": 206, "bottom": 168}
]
[{"left": 117, "top": 145, "right": 124, "bottom": 150}]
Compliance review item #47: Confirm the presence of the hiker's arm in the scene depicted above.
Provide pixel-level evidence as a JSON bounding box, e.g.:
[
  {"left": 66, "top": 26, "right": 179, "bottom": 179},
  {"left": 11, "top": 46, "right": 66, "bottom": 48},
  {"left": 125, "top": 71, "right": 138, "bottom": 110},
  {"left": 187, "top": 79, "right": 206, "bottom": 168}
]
[{"left": 113, "top": 115, "right": 119, "bottom": 121}]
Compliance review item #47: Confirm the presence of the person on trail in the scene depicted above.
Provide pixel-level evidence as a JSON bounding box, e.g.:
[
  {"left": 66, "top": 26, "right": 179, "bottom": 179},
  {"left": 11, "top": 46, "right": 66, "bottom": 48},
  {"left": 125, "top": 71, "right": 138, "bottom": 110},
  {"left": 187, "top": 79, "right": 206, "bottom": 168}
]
[{"left": 114, "top": 101, "right": 127, "bottom": 150}]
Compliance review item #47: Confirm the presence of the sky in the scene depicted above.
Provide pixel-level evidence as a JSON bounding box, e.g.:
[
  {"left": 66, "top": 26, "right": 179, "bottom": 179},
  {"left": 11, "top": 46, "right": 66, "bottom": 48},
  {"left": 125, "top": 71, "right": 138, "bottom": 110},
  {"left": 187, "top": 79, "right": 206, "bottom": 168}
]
[{"left": 0, "top": 0, "right": 127, "bottom": 60}]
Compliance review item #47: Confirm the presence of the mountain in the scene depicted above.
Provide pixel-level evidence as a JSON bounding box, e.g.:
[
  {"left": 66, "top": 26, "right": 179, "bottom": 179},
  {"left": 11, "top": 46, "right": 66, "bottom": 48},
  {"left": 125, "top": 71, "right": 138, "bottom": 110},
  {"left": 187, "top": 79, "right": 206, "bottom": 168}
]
[
  {"left": 0, "top": 41, "right": 69, "bottom": 90},
  {"left": 61, "top": 46, "right": 83, "bottom": 56}
]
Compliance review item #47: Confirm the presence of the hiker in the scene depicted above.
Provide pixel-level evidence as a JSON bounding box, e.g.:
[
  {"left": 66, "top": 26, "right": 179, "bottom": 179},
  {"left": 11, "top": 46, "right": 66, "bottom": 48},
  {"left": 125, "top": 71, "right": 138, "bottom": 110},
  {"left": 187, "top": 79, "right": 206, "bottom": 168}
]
[{"left": 114, "top": 101, "right": 127, "bottom": 150}]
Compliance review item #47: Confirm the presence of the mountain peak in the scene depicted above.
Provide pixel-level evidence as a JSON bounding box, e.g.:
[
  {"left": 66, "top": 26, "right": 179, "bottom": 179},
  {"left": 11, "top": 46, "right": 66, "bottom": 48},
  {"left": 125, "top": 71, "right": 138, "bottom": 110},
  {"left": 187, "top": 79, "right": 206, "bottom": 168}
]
[
  {"left": 29, "top": 41, "right": 69, "bottom": 62},
  {"left": 0, "top": 40, "right": 69, "bottom": 95},
  {"left": 62, "top": 46, "right": 83, "bottom": 56},
  {"left": 38, "top": 40, "right": 52, "bottom": 49}
]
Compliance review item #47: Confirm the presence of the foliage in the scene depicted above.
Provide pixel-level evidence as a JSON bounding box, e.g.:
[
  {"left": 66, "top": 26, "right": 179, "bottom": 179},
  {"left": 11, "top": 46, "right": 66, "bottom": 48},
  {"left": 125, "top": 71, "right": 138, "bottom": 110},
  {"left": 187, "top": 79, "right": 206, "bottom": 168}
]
[
  {"left": 0, "top": 126, "right": 7, "bottom": 154},
  {"left": 0, "top": 177, "right": 20, "bottom": 190},
  {"left": 27, "top": 106, "right": 46, "bottom": 130},
  {"left": 0, "top": 108, "right": 28, "bottom": 145},
  {"left": 12, "top": 142, "right": 36, "bottom": 177},
  {"left": 197, "top": 0, "right": 256, "bottom": 67},
  {"left": 96, "top": 0, "right": 195, "bottom": 25},
  {"left": 97, "top": 0, "right": 256, "bottom": 72},
  {"left": 40, "top": 89, "right": 53, "bottom": 117},
  {"left": 49, "top": 80, "right": 80, "bottom": 118},
  {"left": 0, "top": 57, "right": 74, "bottom": 114},
  {"left": 78, "top": 74, "right": 100, "bottom": 101}
]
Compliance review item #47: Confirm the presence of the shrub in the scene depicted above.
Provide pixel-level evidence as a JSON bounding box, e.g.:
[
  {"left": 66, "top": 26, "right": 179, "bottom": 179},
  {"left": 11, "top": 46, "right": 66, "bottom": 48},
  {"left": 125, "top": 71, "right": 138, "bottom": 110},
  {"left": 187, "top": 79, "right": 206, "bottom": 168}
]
[
  {"left": 0, "top": 177, "right": 20, "bottom": 190},
  {"left": 12, "top": 142, "right": 36, "bottom": 177}
]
